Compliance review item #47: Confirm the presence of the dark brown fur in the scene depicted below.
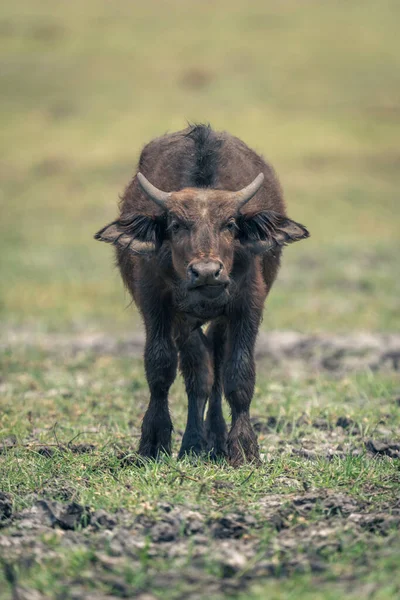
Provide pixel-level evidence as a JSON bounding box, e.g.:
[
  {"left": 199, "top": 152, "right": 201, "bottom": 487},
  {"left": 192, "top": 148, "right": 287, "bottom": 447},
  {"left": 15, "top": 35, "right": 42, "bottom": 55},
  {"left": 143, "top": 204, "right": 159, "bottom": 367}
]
[{"left": 95, "top": 125, "right": 309, "bottom": 465}]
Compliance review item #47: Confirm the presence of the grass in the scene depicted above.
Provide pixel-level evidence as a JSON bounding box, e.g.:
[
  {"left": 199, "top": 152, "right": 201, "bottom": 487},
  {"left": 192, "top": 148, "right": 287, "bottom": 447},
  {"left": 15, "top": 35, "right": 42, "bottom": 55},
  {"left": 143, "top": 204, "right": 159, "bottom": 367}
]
[
  {"left": 1, "top": 347, "right": 399, "bottom": 598},
  {"left": 1, "top": 0, "right": 400, "bottom": 332},
  {"left": 1, "top": 1, "right": 400, "bottom": 598}
]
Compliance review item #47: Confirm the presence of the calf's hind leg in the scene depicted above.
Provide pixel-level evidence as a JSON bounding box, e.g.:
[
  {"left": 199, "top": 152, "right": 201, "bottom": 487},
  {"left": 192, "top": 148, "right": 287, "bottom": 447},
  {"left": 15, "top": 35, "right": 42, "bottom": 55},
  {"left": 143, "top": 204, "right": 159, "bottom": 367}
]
[{"left": 205, "top": 320, "right": 228, "bottom": 460}]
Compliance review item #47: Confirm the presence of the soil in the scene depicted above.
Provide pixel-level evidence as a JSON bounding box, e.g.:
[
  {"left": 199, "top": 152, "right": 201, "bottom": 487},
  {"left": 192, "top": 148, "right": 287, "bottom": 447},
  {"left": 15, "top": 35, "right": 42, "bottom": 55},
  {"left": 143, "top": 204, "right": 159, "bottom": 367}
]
[
  {"left": 1, "top": 490, "right": 399, "bottom": 599},
  {"left": 2, "top": 329, "right": 400, "bottom": 373}
]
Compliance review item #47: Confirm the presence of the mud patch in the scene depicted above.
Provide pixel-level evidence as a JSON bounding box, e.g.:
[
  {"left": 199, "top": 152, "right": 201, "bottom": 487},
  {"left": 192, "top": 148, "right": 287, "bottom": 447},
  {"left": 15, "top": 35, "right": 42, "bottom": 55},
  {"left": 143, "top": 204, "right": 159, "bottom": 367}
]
[
  {"left": 0, "top": 492, "right": 12, "bottom": 526},
  {"left": 4, "top": 443, "right": 97, "bottom": 459},
  {"left": 2, "top": 330, "right": 400, "bottom": 373},
  {"left": 0, "top": 435, "right": 17, "bottom": 454},
  {"left": 15, "top": 500, "right": 91, "bottom": 531},
  {"left": 365, "top": 439, "right": 400, "bottom": 458},
  {"left": 1, "top": 491, "right": 399, "bottom": 599}
]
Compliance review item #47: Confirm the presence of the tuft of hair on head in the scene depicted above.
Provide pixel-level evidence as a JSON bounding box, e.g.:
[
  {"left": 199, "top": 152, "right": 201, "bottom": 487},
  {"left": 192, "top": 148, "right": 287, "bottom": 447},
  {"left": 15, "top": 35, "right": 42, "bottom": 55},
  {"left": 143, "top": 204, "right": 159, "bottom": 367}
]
[{"left": 182, "top": 123, "right": 223, "bottom": 189}]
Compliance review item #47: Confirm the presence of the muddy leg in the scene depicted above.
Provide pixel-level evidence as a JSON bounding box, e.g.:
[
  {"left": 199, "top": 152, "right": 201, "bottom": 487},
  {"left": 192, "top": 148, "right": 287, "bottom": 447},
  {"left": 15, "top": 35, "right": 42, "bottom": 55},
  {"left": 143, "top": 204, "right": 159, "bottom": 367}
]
[
  {"left": 224, "top": 311, "right": 261, "bottom": 467},
  {"left": 205, "top": 320, "right": 228, "bottom": 460},
  {"left": 138, "top": 316, "right": 177, "bottom": 459},
  {"left": 177, "top": 328, "right": 212, "bottom": 458}
]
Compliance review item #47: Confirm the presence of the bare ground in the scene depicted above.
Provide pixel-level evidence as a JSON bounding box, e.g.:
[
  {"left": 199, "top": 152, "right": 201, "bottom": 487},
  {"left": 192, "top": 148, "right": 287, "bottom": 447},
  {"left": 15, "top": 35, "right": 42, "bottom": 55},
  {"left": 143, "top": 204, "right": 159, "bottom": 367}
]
[
  {"left": 1, "top": 488, "right": 400, "bottom": 599},
  {"left": 2, "top": 330, "right": 400, "bottom": 373}
]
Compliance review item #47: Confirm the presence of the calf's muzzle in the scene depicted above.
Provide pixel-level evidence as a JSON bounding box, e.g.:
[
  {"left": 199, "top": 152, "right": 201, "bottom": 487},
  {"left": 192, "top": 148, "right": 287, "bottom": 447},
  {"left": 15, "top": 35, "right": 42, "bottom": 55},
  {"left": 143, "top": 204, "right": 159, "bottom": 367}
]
[{"left": 187, "top": 260, "right": 228, "bottom": 289}]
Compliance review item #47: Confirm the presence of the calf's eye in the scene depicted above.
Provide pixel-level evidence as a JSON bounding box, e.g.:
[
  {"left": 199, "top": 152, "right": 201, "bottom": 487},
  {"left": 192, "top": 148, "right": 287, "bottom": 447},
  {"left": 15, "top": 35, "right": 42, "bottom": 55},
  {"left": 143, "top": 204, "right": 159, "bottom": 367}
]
[
  {"left": 170, "top": 221, "right": 189, "bottom": 234},
  {"left": 223, "top": 220, "right": 236, "bottom": 232},
  {"left": 171, "top": 222, "right": 181, "bottom": 233}
]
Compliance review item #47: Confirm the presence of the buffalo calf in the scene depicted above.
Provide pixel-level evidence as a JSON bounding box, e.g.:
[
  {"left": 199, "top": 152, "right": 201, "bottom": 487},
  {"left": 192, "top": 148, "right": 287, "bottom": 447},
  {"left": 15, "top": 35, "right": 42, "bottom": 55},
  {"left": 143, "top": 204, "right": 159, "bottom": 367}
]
[{"left": 95, "top": 124, "right": 309, "bottom": 465}]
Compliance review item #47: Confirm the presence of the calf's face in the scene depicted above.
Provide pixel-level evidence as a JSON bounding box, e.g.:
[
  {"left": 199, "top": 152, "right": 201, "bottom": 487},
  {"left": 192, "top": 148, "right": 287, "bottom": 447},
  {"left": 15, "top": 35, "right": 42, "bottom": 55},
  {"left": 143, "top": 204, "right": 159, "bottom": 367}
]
[
  {"left": 95, "top": 173, "right": 309, "bottom": 309},
  {"left": 165, "top": 189, "right": 240, "bottom": 299}
]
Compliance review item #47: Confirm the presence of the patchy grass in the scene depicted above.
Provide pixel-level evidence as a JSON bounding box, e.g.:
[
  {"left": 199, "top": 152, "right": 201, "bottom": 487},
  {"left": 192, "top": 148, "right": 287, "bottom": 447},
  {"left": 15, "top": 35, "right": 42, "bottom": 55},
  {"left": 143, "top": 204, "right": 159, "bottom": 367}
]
[{"left": 1, "top": 346, "right": 399, "bottom": 598}]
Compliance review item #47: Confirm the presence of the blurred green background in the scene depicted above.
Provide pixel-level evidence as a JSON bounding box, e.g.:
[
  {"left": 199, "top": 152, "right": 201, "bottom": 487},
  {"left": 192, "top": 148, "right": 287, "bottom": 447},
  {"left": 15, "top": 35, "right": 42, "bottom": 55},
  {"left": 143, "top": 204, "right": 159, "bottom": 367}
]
[{"left": 1, "top": 0, "right": 399, "bottom": 334}]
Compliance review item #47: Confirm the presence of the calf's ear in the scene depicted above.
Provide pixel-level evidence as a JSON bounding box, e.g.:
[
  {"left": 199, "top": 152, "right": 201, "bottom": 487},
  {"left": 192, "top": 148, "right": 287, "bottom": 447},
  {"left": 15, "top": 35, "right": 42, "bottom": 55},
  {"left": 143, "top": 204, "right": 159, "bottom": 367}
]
[
  {"left": 94, "top": 214, "right": 164, "bottom": 255},
  {"left": 238, "top": 211, "right": 309, "bottom": 254}
]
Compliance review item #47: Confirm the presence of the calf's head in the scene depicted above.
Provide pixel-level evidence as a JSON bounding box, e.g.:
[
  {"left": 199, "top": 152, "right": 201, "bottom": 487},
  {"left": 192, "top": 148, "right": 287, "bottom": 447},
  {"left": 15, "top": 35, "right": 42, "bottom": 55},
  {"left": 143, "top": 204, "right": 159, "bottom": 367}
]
[{"left": 95, "top": 172, "right": 309, "bottom": 303}]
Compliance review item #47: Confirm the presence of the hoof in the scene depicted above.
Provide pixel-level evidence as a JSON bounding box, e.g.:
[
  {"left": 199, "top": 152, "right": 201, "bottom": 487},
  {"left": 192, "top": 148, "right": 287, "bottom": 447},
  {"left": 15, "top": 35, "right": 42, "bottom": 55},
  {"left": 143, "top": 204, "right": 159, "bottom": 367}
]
[
  {"left": 228, "top": 446, "right": 261, "bottom": 467},
  {"left": 178, "top": 433, "right": 206, "bottom": 459},
  {"left": 137, "top": 440, "right": 172, "bottom": 462},
  {"left": 118, "top": 452, "right": 160, "bottom": 468},
  {"left": 227, "top": 416, "right": 261, "bottom": 467},
  {"left": 206, "top": 439, "right": 228, "bottom": 462},
  {"left": 206, "top": 417, "right": 228, "bottom": 462},
  {"left": 207, "top": 448, "right": 228, "bottom": 463}
]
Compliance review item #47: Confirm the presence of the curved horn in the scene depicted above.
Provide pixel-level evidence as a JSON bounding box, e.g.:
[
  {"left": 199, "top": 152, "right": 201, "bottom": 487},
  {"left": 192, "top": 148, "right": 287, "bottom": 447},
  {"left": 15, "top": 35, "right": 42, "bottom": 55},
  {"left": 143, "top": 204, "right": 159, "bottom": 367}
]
[
  {"left": 234, "top": 173, "right": 265, "bottom": 211},
  {"left": 137, "top": 172, "right": 171, "bottom": 209}
]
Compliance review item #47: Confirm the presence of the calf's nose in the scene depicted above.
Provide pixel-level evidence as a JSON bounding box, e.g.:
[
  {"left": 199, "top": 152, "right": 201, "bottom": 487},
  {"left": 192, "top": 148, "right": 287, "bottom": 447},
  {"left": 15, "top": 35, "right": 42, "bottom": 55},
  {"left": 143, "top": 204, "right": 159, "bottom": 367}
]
[{"left": 188, "top": 261, "right": 223, "bottom": 286}]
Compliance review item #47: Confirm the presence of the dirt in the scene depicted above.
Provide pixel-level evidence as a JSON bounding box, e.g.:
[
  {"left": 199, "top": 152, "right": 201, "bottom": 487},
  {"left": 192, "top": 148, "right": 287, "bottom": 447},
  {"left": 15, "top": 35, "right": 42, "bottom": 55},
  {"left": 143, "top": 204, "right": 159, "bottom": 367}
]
[
  {"left": 0, "top": 439, "right": 97, "bottom": 458},
  {"left": 1, "top": 491, "right": 399, "bottom": 599},
  {"left": 365, "top": 440, "right": 400, "bottom": 458},
  {"left": 0, "top": 492, "right": 12, "bottom": 525},
  {"left": 2, "top": 329, "right": 400, "bottom": 373},
  {"left": 1, "top": 434, "right": 399, "bottom": 596}
]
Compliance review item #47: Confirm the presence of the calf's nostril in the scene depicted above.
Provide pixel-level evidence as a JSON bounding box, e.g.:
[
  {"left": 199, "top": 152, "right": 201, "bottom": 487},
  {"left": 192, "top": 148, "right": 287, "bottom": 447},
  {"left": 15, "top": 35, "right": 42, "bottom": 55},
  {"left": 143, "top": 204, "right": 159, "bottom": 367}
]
[
  {"left": 188, "top": 265, "right": 199, "bottom": 279},
  {"left": 214, "top": 263, "right": 223, "bottom": 279}
]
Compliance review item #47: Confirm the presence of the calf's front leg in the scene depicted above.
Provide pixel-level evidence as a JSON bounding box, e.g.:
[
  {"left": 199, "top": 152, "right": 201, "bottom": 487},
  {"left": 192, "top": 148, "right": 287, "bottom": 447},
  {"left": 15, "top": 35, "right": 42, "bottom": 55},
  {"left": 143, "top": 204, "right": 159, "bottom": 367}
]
[
  {"left": 224, "top": 311, "right": 262, "bottom": 466},
  {"left": 138, "top": 320, "right": 177, "bottom": 459},
  {"left": 176, "top": 327, "right": 212, "bottom": 458}
]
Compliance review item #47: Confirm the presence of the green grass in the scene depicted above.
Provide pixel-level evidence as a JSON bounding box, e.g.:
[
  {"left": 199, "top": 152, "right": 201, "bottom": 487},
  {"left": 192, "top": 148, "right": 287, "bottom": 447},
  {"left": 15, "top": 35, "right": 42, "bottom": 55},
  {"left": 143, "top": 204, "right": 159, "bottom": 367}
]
[
  {"left": 1, "top": 347, "right": 399, "bottom": 509},
  {"left": 1, "top": 347, "right": 399, "bottom": 598},
  {"left": 1, "top": 0, "right": 400, "bottom": 332}
]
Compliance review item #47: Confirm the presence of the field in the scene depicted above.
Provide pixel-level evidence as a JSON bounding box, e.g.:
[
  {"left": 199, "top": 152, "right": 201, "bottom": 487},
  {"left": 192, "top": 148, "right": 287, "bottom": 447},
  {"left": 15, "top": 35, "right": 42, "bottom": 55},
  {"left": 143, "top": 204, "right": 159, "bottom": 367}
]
[{"left": 1, "top": 1, "right": 400, "bottom": 599}]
